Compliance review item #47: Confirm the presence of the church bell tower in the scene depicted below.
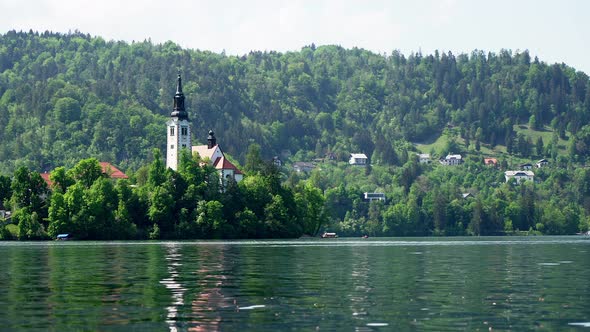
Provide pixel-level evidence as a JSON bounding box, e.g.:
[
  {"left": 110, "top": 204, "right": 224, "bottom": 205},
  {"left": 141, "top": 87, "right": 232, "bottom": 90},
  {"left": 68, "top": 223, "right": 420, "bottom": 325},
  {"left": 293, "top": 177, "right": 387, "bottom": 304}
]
[{"left": 166, "top": 74, "right": 191, "bottom": 170}]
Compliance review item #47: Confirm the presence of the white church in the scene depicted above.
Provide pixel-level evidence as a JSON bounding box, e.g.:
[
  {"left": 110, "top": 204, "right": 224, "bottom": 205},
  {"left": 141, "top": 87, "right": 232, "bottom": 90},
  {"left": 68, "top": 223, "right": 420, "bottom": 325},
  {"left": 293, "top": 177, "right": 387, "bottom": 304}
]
[{"left": 166, "top": 74, "right": 243, "bottom": 183}]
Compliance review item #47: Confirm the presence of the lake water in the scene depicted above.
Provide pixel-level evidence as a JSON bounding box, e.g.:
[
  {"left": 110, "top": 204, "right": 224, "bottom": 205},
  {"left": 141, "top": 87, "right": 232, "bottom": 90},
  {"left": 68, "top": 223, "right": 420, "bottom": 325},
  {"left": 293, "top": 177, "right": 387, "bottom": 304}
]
[{"left": 1, "top": 237, "right": 589, "bottom": 331}]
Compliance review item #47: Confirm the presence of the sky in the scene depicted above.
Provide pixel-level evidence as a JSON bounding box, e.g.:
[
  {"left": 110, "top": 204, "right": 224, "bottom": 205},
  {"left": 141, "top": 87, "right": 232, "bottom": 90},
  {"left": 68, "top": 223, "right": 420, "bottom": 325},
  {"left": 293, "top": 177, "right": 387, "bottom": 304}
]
[{"left": 2, "top": 0, "right": 589, "bottom": 73}]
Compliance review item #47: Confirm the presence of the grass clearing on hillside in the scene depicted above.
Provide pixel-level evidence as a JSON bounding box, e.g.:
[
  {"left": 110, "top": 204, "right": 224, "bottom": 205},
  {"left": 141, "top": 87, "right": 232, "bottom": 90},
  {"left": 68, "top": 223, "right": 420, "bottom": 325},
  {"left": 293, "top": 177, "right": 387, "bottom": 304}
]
[
  {"left": 414, "top": 125, "right": 569, "bottom": 158},
  {"left": 513, "top": 124, "right": 569, "bottom": 152}
]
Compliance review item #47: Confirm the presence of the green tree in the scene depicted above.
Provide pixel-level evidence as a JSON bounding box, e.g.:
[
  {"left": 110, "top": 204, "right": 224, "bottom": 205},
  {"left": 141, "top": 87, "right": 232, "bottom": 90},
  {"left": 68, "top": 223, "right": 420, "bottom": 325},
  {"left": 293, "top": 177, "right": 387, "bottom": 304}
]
[
  {"left": 49, "top": 166, "right": 74, "bottom": 193},
  {"left": 528, "top": 115, "right": 538, "bottom": 130},
  {"left": 469, "top": 199, "right": 483, "bottom": 235},
  {"left": 264, "top": 194, "right": 300, "bottom": 238},
  {"left": 0, "top": 174, "right": 11, "bottom": 209},
  {"left": 536, "top": 136, "right": 544, "bottom": 157},
  {"left": 47, "top": 192, "right": 70, "bottom": 238},
  {"left": 148, "top": 149, "right": 167, "bottom": 188},
  {"left": 67, "top": 158, "right": 103, "bottom": 188},
  {"left": 194, "top": 200, "right": 226, "bottom": 238},
  {"left": 85, "top": 177, "right": 117, "bottom": 239},
  {"left": 10, "top": 166, "right": 47, "bottom": 217},
  {"left": 148, "top": 185, "right": 175, "bottom": 237},
  {"left": 294, "top": 182, "right": 327, "bottom": 235},
  {"left": 244, "top": 143, "right": 265, "bottom": 174},
  {"left": 15, "top": 209, "right": 47, "bottom": 240}
]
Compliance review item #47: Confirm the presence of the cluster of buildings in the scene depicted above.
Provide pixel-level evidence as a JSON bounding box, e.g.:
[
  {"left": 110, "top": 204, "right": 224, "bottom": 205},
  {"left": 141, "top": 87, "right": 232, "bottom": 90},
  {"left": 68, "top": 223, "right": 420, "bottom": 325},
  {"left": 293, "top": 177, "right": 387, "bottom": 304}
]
[
  {"left": 503, "top": 159, "right": 548, "bottom": 183},
  {"left": 418, "top": 152, "right": 549, "bottom": 184},
  {"left": 292, "top": 153, "right": 368, "bottom": 173},
  {"left": 39, "top": 75, "right": 244, "bottom": 191},
  {"left": 166, "top": 75, "right": 243, "bottom": 184},
  {"left": 34, "top": 75, "right": 552, "bottom": 207}
]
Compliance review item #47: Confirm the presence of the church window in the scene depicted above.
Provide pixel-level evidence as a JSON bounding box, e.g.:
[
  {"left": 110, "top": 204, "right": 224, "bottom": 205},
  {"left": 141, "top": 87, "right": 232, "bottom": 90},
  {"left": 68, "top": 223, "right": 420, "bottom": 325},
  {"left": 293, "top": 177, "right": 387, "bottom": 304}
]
[
  {"left": 170, "top": 127, "right": 175, "bottom": 136},
  {"left": 181, "top": 127, "right": 188, "bottom": 136},
  {"left": 170, "top": 145, "right": 174, "bottom": 149},
  {"left": 182, "top": 144, "right": 186, "bottom": 148}
]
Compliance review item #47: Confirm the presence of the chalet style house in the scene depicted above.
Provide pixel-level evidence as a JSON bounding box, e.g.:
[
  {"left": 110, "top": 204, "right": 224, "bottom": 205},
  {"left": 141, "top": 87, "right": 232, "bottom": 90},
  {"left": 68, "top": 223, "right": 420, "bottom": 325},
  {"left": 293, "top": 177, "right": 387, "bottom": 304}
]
[
  {"left": 440, "top": 154, "right": 463, "bottom": 166},
  {"left": 484, "top": 158, "right": 498, "bottom": 167},
  {"left": 505, "top": 170, "right": 534, "bottom": 184},
  {"left": 418, "top": 153, "right": 431, "bottom": 164},
  {"left": 349, "top": 153, "right": 368, "bottom": 165},
  {"left": 536, "top": 159, "right": 549, "bottom": 168}
]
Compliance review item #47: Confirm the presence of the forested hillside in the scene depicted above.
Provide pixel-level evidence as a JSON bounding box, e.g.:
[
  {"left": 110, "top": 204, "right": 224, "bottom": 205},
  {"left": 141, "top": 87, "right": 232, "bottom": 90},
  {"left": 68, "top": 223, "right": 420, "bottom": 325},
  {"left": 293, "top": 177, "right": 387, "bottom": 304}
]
[
  {"left": 2, "top": 30, "right": 590, "bottom": 173},
  {"left": 3, "top": 30, "right": 590, "bottom": 239}
]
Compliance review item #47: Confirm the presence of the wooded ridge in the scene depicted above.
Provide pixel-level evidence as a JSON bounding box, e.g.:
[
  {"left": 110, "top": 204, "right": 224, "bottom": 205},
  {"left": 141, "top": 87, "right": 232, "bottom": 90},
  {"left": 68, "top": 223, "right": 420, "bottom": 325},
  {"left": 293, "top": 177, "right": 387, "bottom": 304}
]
[{"left": 1, "top": 30, "right": 590, "bottom": 239}]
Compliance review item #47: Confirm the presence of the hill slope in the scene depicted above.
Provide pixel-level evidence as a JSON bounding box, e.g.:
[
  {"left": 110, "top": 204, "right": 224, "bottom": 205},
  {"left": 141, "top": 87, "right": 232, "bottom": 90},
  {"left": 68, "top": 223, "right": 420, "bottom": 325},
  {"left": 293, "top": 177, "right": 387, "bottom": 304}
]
[{"left": 1, "top": 30, "right": 589, "bottom": 173}]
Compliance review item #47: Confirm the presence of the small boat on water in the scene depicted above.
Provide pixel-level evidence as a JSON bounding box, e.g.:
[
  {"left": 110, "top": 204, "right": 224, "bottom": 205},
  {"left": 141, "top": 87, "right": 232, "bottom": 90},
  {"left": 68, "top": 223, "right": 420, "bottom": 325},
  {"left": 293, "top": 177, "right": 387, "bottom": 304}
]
[
  {"left": 56, "top": 233, "right": 72, "bottom": 241},
  {"left": 321, "top": 232, "right": 338, "bottom": 238}
]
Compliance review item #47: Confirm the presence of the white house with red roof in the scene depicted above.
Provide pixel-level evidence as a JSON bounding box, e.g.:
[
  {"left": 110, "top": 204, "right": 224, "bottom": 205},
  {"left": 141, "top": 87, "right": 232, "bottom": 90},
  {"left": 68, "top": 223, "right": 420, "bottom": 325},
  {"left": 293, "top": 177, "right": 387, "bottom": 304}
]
[{"left": 192, "top": 130, "right": 243, "bottom": 184}]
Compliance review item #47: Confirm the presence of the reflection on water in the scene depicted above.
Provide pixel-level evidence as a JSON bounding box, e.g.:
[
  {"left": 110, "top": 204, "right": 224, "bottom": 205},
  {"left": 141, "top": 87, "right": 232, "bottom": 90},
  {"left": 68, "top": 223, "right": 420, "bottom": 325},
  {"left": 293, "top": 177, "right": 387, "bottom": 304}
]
[
  {"left": 188, "top": 245, "right": 232, "bottom": 332},
  {"left": 0, "top": 237, "right": 589, "bottom": 331},
  {"left": 160, "top": 243, "right": 186, "bottom": 331}
]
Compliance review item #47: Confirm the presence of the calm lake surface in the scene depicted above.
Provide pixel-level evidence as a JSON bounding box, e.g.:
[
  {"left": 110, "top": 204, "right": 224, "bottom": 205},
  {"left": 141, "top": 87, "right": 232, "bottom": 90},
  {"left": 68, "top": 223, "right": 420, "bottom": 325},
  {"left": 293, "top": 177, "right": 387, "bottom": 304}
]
[{"left": 1, "top": 237, "right": 590, "bottom": 331}]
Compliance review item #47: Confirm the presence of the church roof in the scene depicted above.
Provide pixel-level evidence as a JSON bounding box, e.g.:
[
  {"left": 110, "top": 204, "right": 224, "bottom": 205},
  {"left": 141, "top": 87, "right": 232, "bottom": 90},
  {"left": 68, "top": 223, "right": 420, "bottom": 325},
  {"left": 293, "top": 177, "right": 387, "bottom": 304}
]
[
  {"left": 213, "top": 156, "right": 243, "bottom": 174},
  {"left": 192, "top": 144, "right": 219, "bottom": 160},
  {"left": 170, "top": 74, "right": 188, "bottom": 120}
]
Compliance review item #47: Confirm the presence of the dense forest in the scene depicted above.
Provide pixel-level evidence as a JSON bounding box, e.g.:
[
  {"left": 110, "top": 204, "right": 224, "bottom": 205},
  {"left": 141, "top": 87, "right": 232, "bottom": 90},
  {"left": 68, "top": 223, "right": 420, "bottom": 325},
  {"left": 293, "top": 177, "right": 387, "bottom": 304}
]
[{"left": 2, "top": 30, "right": 590, "bottom": 239}]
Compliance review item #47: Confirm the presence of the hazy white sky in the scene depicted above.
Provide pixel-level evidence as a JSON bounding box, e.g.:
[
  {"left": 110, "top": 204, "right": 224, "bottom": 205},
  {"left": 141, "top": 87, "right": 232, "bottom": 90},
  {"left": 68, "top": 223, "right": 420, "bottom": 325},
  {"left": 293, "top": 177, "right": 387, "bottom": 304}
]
[{"left": 2, "top": 0, "right": 589, "bottom": 73}]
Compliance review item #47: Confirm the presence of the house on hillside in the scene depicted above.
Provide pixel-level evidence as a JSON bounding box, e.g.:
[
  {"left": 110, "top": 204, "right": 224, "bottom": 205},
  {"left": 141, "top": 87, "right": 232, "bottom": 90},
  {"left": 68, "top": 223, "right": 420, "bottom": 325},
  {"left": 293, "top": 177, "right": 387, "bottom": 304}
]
[
  {"left": 505, "top": 170, "right": 534, "bottom": 184},
  {"left": 40, "top": 162, "right": 128, "bottom": 188},
  {"left": 40, "top": 173, "right": 52, "bottom": 187},
  {"left": 418, "top": 153, "right": 431, "bottom": 164},
  {"left": 520, "top": 163, "right": 533, "bottom": 170},
  {"left": 484, "top": 158, "right": 498, "bottom": 167},
  {"left": 536, "top": 159, "right": 549, "bottom": 168},
  {"left": 293, "top": 162, "right": 316, "bottom": 173},
  {"left": 440, "top": 154, "right": 463, "bottom": 166},
  {"left": 272, "top": 156, "right": 282, "bottom": 167},
  {"left": 349, "top": 153, "right": 368, "bottom": 165},
  {"left": 364, "top": 192, "right": 386, "bottom": 202},
  {"left": 0, "top": 210, "right": 11, "bottom": 221}
]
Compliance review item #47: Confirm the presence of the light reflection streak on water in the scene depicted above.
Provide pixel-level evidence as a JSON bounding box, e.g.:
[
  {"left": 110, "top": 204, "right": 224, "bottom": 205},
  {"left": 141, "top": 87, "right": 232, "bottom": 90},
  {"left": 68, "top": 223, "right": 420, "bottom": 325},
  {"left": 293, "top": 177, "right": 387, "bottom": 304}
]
[
  {"left": 160, "top": 243, "right": 186, "bottom": 332},
  {"left": 349, "top": 246, "right": 371, "bottom": 325}
]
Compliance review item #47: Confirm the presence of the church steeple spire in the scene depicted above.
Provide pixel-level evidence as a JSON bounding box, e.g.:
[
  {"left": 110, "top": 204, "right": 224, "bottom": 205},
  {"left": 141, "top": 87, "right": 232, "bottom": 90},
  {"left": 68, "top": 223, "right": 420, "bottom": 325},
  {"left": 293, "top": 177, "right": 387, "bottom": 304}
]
[
  {"left": 207, "top": 130, "right": 217, "bottom": 149},
  {"left": 171, "top": 74, "right": 188, "bottom": 120},
  {"left": 166, "top": 74, "right": 192, "bottom": 171},
  {"left": 176, "top": 73, "right": 183, "bottom": 94}
]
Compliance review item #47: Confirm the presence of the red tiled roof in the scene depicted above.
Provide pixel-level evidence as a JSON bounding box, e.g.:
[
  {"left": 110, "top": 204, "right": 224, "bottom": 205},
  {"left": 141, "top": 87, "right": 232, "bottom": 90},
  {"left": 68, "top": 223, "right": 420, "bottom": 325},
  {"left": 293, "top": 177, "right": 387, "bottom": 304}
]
[
  {"left": 484, "top": 158, "right": 498, "bottom": 165},
  {"left": 39, "top": 162, "right": 127, "bottom": 189},
  {"left": 99, "top": 162, "right": 128, "bottom": 179},
  {"left": 213, "top": 157, "right": 243, "bottom": 174},
  {"left": 40, "top": 173, "right": 53, "bottom": 187}
]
